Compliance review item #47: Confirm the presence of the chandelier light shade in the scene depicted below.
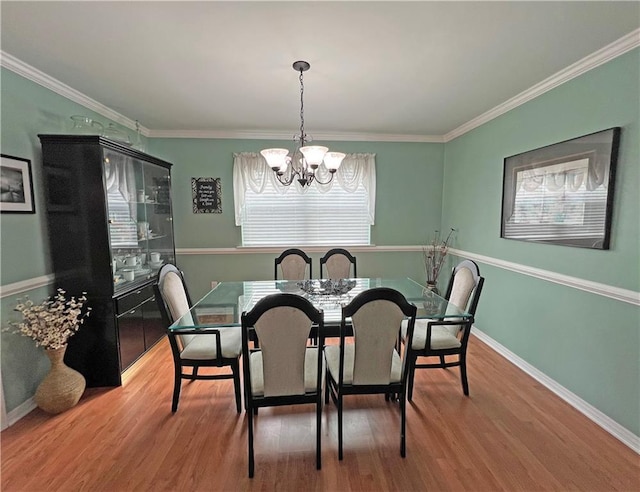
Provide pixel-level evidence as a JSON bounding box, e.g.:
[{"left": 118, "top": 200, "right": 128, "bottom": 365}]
[{"left": 260, "top": 61, "right": 345, "bottom": 187}]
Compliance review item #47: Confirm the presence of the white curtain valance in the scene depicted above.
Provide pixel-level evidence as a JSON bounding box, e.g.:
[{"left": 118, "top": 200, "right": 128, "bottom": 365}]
[{"left": 233, "top": 152, "right": 376, "bottom": 226}]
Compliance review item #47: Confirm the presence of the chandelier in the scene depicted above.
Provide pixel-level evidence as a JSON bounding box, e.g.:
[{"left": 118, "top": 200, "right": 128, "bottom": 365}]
[{"left": 260, "top": 61, "right": 345, "bottom": 187}]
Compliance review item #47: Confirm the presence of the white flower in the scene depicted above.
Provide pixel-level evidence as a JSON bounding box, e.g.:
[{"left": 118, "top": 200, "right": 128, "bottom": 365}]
[{"left": 4, "top": 289, "right": 91, "bottom": 350}]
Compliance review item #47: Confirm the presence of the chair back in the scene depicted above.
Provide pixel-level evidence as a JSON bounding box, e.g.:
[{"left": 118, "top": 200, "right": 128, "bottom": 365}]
[
  {"left": 442, "top": 259, "right": 484, "bottom": 336},
  {"left": 242, "top": 293, "right": 323, "bottom": 397},
  {"left": 274, "top": 248, "right": 312, "bottom": 280},
  {"left": 156, "top": 264, "right": 195, "bottom": 347},
  {"left": 320, "top": 248, "right": 357, "bottom": 279},
  {"left": 341, "top": 287, "right": 416, "bottom": 386}
]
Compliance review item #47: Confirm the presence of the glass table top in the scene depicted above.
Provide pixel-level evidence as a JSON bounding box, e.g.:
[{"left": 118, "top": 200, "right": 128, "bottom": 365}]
[{"left": 169, "top": 277, "right": 471, "bottom": 332}]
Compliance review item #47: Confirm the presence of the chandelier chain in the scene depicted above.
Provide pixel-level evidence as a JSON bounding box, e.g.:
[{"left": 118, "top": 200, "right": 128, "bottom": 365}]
[
  {"left": 260, "top": 60, "right": 344, "bottom": 188},
  {"left": 299, "top": 69, "right": 306, "bottom": 144}
]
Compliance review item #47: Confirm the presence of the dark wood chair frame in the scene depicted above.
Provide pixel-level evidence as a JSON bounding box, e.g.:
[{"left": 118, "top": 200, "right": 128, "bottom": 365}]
[
  {"left": 319, "top": 248, "right": 357, "bottom": 278},
  {"left": 405, "top": 259, "right": 484, "bottom": 400},
  {"left": 325, "top": 287, "right": 417, "bottom": 460},
  {"left": 241, "top": 293, "right": 325, "bottom": 478},
  {"left": 274, "top": 248, "right": 313, "bottom": 280},
  {"left": 154, "top": 264, "right": 242, "bottom": 414}
]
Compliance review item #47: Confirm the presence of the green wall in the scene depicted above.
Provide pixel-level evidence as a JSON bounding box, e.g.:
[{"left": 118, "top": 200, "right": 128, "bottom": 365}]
[
  {"left": 442, "top": 49, "right": 640, "bottom": 435},
  {"left": 147, "top": 138, "right": 444, "bottom": 298},
  {"left": 0, "top": 68, "right": 143, "bottom": 411},
  {"left": 0, "top": 68, "right": 444, "bottom": 412},
  {"left": 149, "top": 139, "right": 444, "bottom": 249},
  {"left": 1, "top": 47, "right": 639, "bottom": 439}
]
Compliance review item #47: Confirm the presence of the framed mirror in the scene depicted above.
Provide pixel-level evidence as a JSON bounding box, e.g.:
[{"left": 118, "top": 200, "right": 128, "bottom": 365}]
[{"left": 501, "top": 127, "right": 620, "bottom": 249}]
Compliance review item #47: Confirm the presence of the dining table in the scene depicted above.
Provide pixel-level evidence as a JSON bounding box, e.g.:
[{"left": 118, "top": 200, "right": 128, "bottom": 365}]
[{"left": 169, "top": 277, "right": 472, "bottom": 338}]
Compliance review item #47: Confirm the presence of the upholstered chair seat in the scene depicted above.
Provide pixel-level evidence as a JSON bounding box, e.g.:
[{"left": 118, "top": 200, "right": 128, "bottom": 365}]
[
  {"left": 400, "top": 319, "right": 462, "bottom": 350},
  {"left": 241, "top": 293, "right": 324, "bottom": 478},
  {"left": 402, "top": 259, "right": 484, "bottom": 399},
  {"left": 324, "top": 287, "right": 417, "bottom": 460},
  {"left": 155, "top": 264, "right": 242, "bottom": 413},
  {"left": 181, "top": 330, "right": 242, "bottom": 360}
]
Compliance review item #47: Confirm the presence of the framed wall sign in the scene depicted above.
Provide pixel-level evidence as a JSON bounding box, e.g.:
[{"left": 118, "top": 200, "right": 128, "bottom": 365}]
[
  {"left": 501, "top": 127, "right": 620, "bottom": 249},
  {"left": 192, "top": 177, "right": 221, "bottom": 213},
  {"left": 1, "top": 154, "right": 35, "bottom": 213}
]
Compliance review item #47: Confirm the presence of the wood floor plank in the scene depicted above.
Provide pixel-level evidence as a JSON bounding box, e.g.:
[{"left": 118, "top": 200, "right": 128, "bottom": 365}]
[{"left": 2, "top": 336, "right": 638, "bottom": 491}]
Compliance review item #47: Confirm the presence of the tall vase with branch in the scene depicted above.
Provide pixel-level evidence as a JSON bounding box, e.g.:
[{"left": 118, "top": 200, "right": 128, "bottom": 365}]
[
  {"left": 423, "top": 228, "right": 456, "bottom": 292},
  {"left": 5, "top": 288, "right": 91, "bottom": 414}
]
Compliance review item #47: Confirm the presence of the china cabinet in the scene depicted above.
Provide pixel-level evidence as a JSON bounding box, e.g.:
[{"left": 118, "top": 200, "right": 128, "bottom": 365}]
[{"left": 39, "top": 135, "right": 176, "bottom": 386}]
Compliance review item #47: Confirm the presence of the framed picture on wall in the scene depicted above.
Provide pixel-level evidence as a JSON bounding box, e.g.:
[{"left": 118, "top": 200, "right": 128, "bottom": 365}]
[
  {"left": 501, "top": 127, "right": 620, "bottom": 250},
  {"left": 1, "top": 154, "right": 35, "bottom": 214},
  {"left": 192, "top": 177, "right": 222, "bottom": 213}
]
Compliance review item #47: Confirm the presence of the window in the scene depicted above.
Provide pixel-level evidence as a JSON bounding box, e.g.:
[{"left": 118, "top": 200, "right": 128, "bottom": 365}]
[{"left": 233, "top": 153, "right": 376, "bottom": 247}]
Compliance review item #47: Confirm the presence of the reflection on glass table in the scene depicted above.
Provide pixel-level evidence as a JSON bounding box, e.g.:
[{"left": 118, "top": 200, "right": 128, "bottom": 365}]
[{"left": 169, "top": 278, "right": 471, "bottom": 336}]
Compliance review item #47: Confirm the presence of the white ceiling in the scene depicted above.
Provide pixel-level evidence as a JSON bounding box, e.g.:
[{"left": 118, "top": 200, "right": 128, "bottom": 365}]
[{"left": 2, "top": 1, "right": 639, "bottom": 141}]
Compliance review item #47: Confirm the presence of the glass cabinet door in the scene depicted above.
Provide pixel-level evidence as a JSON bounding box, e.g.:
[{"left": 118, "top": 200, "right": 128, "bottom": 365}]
[
  {"left": 142, "top": 162, "right": 175, "bottom": 271},
  {"left": 104, "top": 148, "right": 174, "bottom": 293}
]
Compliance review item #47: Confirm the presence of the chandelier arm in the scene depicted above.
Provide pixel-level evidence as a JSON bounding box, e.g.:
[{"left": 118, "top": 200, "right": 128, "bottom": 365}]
[
  {"left": 311, "top": 172, "right": 336, "bottom": 186},
  {"left": 261, "top": 60, "right": 342, "bottom": 188},
  {"left": 275, "top": 170, "right": 296, "bottom": 186}
]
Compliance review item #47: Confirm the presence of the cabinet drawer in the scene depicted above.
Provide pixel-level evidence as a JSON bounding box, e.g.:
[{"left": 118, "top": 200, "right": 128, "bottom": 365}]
[{"left": 116, "top": 285, "right": 155, "bottom": 315}]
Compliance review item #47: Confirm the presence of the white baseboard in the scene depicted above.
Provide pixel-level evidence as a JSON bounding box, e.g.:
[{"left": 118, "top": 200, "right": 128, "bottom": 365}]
[
  {"left": 4, "top": 333, "right": 639, "bottom": 456},
  {"left": 471, "top": 327, "right": 640, "bottom": 454},
  {"left": 3, "top": 397, "right": 36, "bottom": 430}
]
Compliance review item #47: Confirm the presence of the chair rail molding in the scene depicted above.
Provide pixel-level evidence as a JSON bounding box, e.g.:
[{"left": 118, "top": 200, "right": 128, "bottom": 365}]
[
  {"left": 471, "top": 328, "right": 640, "bottom": 454},
  {"left": 448, "top": 248, "right": 640, "bottom": 307},
  {"left": 176, "top": 245, "right": 423, "bottom": 255},
  {"left": 0, "top": 274, "right": 56, "bottom": 299},
  {"left": 174, "top": 246, "right": 639, "bottom": 306}
]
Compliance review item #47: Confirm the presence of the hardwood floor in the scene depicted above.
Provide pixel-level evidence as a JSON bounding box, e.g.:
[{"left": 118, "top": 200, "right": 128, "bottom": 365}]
[{"left": 2, "top": 336, "right": 638, "bottom": 491}]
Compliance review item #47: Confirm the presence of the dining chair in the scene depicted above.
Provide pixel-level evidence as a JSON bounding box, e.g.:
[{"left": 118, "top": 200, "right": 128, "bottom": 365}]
[
  {"left": 401, "top": 259, "right": 484, "bottom": 399},
  {"left": 274, "top": 248, "right": 312, "bottom": 280},
  {"left": 241, "top": 292, "right": 324, "bottom": 478},
  {"left": 324, "top": 287, "right": 417, "bottom": 460},
  {"left": 320, "top": 248, "right": 357, "bottom": 279},
  {"left": 154, "top": 264, "right": 242, "bottom": 413}
]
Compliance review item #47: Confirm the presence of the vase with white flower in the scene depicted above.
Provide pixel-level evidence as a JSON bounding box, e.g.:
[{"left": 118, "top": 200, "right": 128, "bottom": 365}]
[
  {"left": 6, "top": 288, "right": 91, "bottom": 414},
  {"left": 423, "top": 228, "right": 456, "bottom": 294}
]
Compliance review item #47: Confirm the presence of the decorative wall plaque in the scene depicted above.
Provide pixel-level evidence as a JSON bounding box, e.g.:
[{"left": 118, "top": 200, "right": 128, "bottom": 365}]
[{"left": 192, "top": 177, "right": 221, "bottom": 214}]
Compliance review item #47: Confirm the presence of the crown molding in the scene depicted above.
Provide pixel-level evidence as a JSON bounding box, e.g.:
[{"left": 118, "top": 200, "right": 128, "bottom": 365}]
[
  {"left": 444, "top": 28, "right": 640, "bottom": 142},
  {"left": 147, "top": 129, "right": 443, "bottom": 143},
  {"left": 3, "top": 28, "right": 638, "bottom": 144},
  {"left": 0, "top": 51, "right": 150, "bottom": 136}
]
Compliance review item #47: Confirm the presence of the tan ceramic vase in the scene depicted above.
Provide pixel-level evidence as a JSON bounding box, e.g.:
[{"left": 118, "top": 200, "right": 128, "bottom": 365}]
[{"left": 35, "top": 346, "right": 86, "bottom": 414}]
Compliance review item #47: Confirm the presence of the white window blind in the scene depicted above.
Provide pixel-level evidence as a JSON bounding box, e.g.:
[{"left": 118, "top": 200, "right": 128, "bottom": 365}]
[
  {"left": 242, "top": 180, "right": 370, "bottom": 246},
  {"left": 233, "top": 152, "right": 375, "bottom": 247}
]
